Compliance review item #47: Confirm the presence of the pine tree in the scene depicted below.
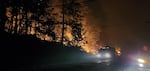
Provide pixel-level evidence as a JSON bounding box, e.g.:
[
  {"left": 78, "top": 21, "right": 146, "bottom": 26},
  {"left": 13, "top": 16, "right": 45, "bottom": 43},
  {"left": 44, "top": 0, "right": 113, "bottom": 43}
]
[{"left": 2, "top": 0, "right": 88, "bottom": 47}]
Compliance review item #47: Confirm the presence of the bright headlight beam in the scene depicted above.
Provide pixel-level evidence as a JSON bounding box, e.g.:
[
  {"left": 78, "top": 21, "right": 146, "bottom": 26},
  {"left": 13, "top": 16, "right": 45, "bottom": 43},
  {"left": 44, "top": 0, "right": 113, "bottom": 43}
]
[
  {"left": 96, "top": 54, "right": 101, "bottom": 58},
  {"left": 105, "top": 53, "right": 111, "bottom": 58},
  {"left": 138, "top": 63, "right": 144, "bottom": 67},
  {"left": 137, "top": 58, "right": 145, "bottom": 63}
]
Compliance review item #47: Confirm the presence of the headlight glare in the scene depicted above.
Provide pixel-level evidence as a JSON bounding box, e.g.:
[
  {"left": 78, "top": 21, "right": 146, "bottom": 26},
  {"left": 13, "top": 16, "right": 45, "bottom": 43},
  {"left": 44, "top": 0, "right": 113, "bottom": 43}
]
[
  {"left": 137, "top": 58, "right": 145, "bottom": 63},
  {"left": 138, "top": 63, "right": 144, "bottom": 67},
  {"left": 96, "top": 54, "right": 101, "bottom": 58},
  {"left": 105, "top": 53, "right": 111, "bottom": 58}
]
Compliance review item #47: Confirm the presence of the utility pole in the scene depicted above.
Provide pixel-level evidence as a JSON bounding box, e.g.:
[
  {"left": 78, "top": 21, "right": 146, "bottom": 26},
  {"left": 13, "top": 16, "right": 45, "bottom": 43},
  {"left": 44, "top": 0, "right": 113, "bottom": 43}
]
[{"left": 61, "top": 0, "right": 65, "bottom": 45}]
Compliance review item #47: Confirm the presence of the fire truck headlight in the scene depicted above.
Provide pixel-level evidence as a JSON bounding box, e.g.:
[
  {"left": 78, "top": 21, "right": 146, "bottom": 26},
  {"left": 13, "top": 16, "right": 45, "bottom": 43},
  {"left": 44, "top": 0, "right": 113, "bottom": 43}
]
[
  {"left": 96, "top": 54, "right": 101, "bottom": 58},
  {"left": 105, "top": 53, "right": 111, "bottom": 58}
]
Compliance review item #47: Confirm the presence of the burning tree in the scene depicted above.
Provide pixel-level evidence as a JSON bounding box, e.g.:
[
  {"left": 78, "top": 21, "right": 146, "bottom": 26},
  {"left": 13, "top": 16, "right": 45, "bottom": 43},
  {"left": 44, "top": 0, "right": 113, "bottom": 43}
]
[{"left": 2, "top": 0, "right": 88, "bottom": 47}]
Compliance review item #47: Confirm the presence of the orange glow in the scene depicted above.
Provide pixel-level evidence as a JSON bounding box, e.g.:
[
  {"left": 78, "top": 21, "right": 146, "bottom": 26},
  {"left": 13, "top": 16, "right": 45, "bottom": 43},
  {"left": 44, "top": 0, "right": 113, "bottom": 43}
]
[
  {"left": 6, "top": 7, "right": 12, "bottom": 18},
  {"left": 64, "top": 25, "right": 73, "bottom": 41},
  {"left": 79, "top": 14, "right": 102, "bottom": 54},
  {"left": 4, "top": 0, "right": 102, "bottom": 54},
  {"left": 115, "top": 47, "right": 121, "bottom": 56}
]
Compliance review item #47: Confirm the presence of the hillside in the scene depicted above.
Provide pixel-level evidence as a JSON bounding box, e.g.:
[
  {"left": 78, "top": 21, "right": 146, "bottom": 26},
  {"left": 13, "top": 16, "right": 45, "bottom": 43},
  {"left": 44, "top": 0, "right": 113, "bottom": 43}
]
[{"left": 0, "top": 30, "right": 91, "bottom": 70}]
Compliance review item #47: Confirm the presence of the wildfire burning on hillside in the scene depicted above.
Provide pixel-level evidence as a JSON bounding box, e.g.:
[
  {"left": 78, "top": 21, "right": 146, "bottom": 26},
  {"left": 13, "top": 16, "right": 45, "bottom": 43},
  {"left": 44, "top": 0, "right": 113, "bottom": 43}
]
[
  {"left": 80, "top": 16, "right": 102, "bottom": 54},
  {"left": 4, "top": 0, "right": 102, "bottom": 54}
]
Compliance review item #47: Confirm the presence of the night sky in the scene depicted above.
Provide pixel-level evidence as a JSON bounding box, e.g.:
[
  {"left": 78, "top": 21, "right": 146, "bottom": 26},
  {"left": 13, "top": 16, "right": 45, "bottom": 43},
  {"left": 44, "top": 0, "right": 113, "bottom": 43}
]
[{"left": 88, "top": 0, "right": 150, "bottom": 50}]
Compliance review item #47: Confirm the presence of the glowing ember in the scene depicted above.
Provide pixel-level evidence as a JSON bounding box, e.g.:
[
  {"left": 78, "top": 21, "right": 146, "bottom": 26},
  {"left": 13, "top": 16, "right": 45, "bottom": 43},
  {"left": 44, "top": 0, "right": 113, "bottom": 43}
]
[{"left": 115, "top": 47, "right": 121, "bottom": 56}]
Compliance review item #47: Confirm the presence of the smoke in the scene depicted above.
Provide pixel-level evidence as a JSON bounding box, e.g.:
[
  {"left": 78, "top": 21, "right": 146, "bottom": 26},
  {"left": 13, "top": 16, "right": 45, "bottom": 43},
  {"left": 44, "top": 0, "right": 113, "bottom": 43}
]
[{"left": 80, "top": 13, "right": 102, "bottom": 54}]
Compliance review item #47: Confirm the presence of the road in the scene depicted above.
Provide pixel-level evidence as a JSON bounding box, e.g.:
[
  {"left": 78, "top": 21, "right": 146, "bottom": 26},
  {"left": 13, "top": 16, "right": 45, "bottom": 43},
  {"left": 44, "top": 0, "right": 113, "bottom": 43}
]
[
  {"left": 14, "top": 63, "right": 150, "bottom": 71},
  {"left": 6, "top": 63, "right": 119, "bottom": 71},
  {"left": 5, "top": 56, "right": 150, "bottom": 71}
]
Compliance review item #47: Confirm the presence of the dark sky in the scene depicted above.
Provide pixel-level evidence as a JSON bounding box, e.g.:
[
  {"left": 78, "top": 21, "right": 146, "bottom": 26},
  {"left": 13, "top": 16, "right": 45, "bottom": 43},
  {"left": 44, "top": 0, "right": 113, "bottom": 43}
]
[{"left": 89, "top": 0, "right": 150, "bottom": 50}]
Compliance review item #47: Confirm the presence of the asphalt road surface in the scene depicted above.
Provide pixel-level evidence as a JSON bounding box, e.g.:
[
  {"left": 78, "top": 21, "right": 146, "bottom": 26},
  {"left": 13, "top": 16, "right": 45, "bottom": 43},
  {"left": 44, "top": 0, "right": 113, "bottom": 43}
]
[
  {"left": 4, "top": 61, "right": 125, "bottom": 71},
  {"left": 5, "top": 58, "right": 150, "bottom": 71},
  {"left": 6, "top": 63, "right": 119, "bottom": 71}
]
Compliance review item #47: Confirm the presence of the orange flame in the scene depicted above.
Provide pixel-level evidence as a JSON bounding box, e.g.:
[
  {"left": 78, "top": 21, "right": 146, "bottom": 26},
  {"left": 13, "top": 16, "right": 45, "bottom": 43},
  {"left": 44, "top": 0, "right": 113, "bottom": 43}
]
[
  {"left": 4, "top": 0, "right": 102, "bottom": 54},
  {"left": 79, "top": 15, "right": 102, "bottom": 54}
]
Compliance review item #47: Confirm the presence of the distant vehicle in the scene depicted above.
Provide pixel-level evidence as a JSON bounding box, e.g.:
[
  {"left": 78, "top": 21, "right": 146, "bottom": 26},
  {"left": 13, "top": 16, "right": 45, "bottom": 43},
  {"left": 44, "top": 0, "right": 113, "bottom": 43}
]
[
  {"left": 96, "top": 46, "right": 117, "bottom": 64},
  {"left": 133, "top": 52, "right": 150, "bottom": 68},
  {"left": 127, "top": 48, "right": 150, "bottom": 71}
]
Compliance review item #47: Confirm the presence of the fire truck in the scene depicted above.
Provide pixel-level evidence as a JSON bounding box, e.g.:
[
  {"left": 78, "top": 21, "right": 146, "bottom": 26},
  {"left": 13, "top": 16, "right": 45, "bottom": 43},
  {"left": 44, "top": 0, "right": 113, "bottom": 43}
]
[{"left": 96, "top": 46, "right": 117, "bottom": 65}]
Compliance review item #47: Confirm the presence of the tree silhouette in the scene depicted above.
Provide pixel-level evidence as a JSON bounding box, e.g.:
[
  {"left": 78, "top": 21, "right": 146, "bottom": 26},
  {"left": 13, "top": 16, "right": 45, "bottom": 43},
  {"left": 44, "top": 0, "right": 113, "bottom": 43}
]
[{"left": 2, "top": 0, "right": 88, "bottom": 47}]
